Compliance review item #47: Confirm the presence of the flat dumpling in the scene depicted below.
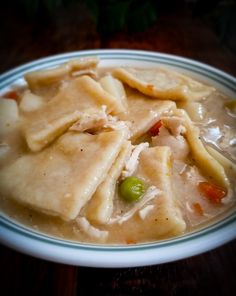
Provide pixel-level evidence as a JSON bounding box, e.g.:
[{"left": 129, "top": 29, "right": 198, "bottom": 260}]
[
  {"left": 99, "top": 75, "right": 128, "bottom": 114},
  {"left": 175, "top": 109, "right": 230, "bottom": 188},
  {"left": 113, "top": 67, "right": 214, "bottom": 101},
  {"left": 25, "top": 57, "right": 99, "bottom": 91},
  {"left": 0, "top": 98, "right": 19, "bottom": 136},
  {"left": 121, "top": 89, "right": 176, "bottom": 141},
  {"left": 177, "top": 101, "right": 206, "bottom": 121},
  {"left": 22, "top": 75, "right": 123, "bottom": 151},
  {"left": 19, "top": 90, "right": 45, "bottom": 112},
  {"left": 0, "top": 98, "right": 25, "bottom": 167},
  {"left": 185, "top": 124, "right": 230, "bottom": 188},
  {"left": 152, "top": 126, "right": 190, "bottom": 161},
  {"left": 136, "top": 146, "right": 186, "bottom": 236},
  {"left": 108, "top": 146, "right": 186, "bottom": 242},
  {"left": 0, "top": 130, "right": 126, "bottom": 220},
  {"left": 85, "top": 141, "right": 132, "bottom": 224},
  {"left": 206, "top": 145, "right": 236, "bottom": 178}
]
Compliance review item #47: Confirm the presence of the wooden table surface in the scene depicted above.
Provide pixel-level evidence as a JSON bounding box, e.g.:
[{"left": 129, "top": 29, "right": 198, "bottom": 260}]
[{"left": 0, "top": 3, "right": 236, "bottom": 295}]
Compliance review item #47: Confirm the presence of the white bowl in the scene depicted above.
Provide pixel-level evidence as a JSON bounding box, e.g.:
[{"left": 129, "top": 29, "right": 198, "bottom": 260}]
[{"left": 0, "top": 50, "right": 236, "bottom": 268}]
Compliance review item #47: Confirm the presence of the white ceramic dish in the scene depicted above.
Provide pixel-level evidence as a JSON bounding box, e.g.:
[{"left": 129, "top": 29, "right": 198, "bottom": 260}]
[{"left": 0, "top": 50, "right": 236, "bottom": 268}]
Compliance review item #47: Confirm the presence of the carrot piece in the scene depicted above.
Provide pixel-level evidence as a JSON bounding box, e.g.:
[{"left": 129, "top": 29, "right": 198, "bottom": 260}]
[
  {"left": 198, "top": 181, "right": 227, "bottom": 204},
  {"left": 192, "top": 202, "right": 204, "bottom": 215},
  {"left": 148, "top": 120, "right": 162, "bottom": 136},
  {"left": 2, "top": 91, "right": 18, "bottom": 101},
  {"left": 125, "top": 238, "right": 136, "bottom": 245}
]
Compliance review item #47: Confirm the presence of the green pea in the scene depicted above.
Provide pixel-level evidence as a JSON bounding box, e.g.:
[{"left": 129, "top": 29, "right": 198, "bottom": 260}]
[{"left": 119, "top": 176, "right": 145, "bottom": 202}]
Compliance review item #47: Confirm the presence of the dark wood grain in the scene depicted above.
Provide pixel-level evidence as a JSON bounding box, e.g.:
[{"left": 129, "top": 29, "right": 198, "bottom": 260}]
[
  {"left": 1, "top": 239, "right": 236, "bottom": 296},
  {"left": 77, "top": 240, "right": 236, "bottom": 296},
  {"left": 0, "top": 2, "right": 236, "bottom": 296},
  {"left": 0, "top": 244, "right": 78, "bottom": 296}
]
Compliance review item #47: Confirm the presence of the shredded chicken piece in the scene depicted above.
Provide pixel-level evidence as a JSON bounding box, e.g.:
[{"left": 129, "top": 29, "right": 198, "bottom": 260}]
[
  {"left": 105, "top": 115, "right": 131, "bottom": 130},
  {"left": 161, "top": 116, "right": 186, "bottom": 136},
  {"left": 122, "top": 142, "right": 149, "bottom": 178},
  {"left": 76, "top": 217, "right": 108, "bottom": 241},
  {"left": 173, "top": 160, "right": 188, "bottom": 175},
  {"left": 184, "top": 166, "right": 202, "bottom": 184},
  {"left": 152, "top": 127, "right": 189, "bottom": 161},
  {"left": 110, "top": 186, "right": 162, "bottom": 225},
  {"left": 102, "top": 115, "right": 131, "bottom": 139},
  {"left": 222, "top": 188, "right": 234, "bottom": 205},
  {"left": 138, "top": 205, "right": 155, "bottom": 220},
  {"left": 70, "top": 105, "right": 131, "bottom": 136},
  {"left": 0, "top": 143, "right": 10, "bottom": 159},
  {"left": 69, "top": 106, "right": 108, "bottom": 132}
]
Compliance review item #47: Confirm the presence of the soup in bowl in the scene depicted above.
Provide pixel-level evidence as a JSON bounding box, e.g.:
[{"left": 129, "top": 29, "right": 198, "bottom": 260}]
[{"left": 0, "top": 50, "right": 235, "bottom": 267}]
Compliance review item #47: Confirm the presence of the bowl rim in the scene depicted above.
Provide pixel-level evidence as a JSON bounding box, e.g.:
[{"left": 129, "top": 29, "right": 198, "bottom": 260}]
[{"left": 0, "top": 49, "right": 236, "bottom": 268}]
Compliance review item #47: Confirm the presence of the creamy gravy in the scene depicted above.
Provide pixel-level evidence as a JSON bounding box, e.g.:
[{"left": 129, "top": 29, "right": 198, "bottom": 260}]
[{"left": 0, "top": 62, "right": 235, "bottom": 245}]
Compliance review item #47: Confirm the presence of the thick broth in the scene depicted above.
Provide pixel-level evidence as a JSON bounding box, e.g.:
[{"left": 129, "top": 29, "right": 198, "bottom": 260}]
[{"left": 0, "top": 65, "right": 235, "bottom": 245}]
